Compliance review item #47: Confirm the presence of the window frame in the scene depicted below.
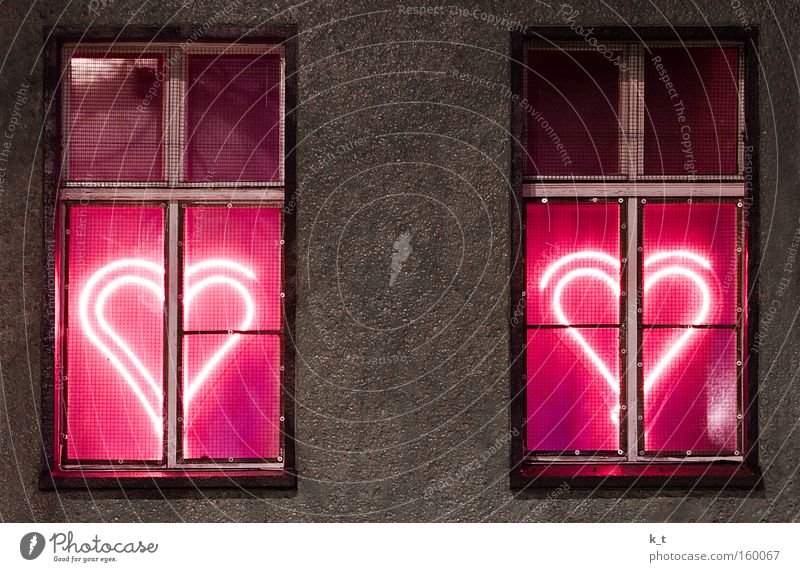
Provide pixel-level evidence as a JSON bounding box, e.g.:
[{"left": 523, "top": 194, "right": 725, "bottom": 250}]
[
  {"left": 509, "top": 27, "right": 761, "bottom": 489},
  {"left": 40, "top": 26, "right": 298, "bottom": 490}
]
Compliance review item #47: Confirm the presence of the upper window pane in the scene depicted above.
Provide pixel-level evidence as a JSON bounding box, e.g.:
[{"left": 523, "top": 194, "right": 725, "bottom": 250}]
[
  {"left": 642, "top": 202, "right": 739, "bottom": 325},
  {"left": 67, "top": 54, "right": 165, "bottom": 182},
  {"left": 527, "top": 201, "right": 621, "bottom": 325},
  {"left": 525, "top": 49, "right": 622, "bottom": 177},
  {"left": 185, "top": 54, "right": 282, "bottom": 182},
  {"left": 65, "top": 205, "right": 165, "bottom": 462},
  {"left": 644, "top": 47, "right": 740, "bottom": 176},
  {"left": 182, "top": 206, "right": 282, "bottom": 332}
]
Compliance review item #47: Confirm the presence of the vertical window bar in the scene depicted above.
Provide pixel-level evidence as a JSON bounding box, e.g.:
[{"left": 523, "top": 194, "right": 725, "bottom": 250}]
[
  {"left": 736, "top": 46, "right": 746, "bottom": 175},
  {"left": 61, "top": 48, "right": 72, "bottom": 182},
  {"left": 166, "top": 202, "right": 180, "bottom": 466},
  {"left": 166, "top": 47, "right": 184, "bottom": 186},
  {"left": 625, "top": 198, "right": 639, "bottom": 460},
  {"left": 619, "top": 45, "right": 632, "bottom": 179},
  {"left": 631, "top": 44, "right": 645, "bottom": 181}
]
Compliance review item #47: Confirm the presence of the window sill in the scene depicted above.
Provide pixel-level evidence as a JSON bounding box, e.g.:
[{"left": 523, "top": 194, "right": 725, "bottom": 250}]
[
  {"left": 510, "top": 461, "right": 761, "bottom": 489},
  {"left": 40, "top": 469, "right": 296, "bottom": 490}
]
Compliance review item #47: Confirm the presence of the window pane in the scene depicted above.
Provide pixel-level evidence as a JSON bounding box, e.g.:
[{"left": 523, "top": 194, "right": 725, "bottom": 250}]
[
  {"left": 182, "top": 334, "right": 281, "bottom": 460},
  {"left": 67, "top": 54, "right": 165, "bottom": 181},
  {"left": 65, "top": 205, "right": 165, "bottom": 461},
  {"left": 644, "top": 48, "right": 739, "bottom": 175},
  {"left": 185, "top": 54, "right": 282, "bottom": 182},
  {"left": 180, "top": 206, "right": 282, "bottom": 461},
  {"left": 527, "top": 202, "right": 620, "bottom": 326},
  {"left": 182, "top": 206, "right": 282, "bottom": 331},
  {"left": 642, "top": 328, "right": 738, "bottom": 454},
  {"left": 525, "top": 50, "right": 621, "bottom": 176},
  {"left": 527, "top": 328, "right": 620, "bottom": 452},
  {"left": 642, "top": 202, "right": 739, "bottom": 325}
]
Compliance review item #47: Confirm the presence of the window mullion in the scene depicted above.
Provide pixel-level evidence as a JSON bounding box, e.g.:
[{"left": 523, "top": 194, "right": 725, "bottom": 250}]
[
  {"left": 630, "top": 44, "right": 645, "bottom": 181},
  {"left": 625, "top": 198, "right": 640, "bottom": 461},
  {"left": 166, "top": 201, "right": 180, "bottom": 467},
  {"left": 166, "top": 46, "right": 185, "bottom": 186}
]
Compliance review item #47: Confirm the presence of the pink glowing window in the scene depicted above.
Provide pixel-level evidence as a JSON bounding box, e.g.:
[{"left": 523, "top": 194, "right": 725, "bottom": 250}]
[
  {"left": 181, "top": 207, "right": 282, "bottom": 461},
  {"left": 525, "top": 202, "right": 622, "bottom": 453},
  {"left": 64, "top": 205, "right": 166, "bottom": 461},
  {"left": 641, "top": 202, "right": 740, "bottom": 455},
  {"left": 52, "top": 41, "right": 290, "bottom": 481},
  {"left": 59, "top": 204, "right": 285, "bottom": 466},
  {"left": 644, "top": 48, "right": 740, "bottom": 176},
  {"left": 522, "top": 199, "right": 743, "bottom": 458},
  {"left": 66, "top": 54, "right": 165, "bottom": 182},
  {"left": 185, "top": 54, "right": 282, "bottom": 182},
  {"left": 514, "top": 37, "right": 752, "bottom": 485},
  {"left": 525, "top": 49, "right": 622, "bottom": 177}
]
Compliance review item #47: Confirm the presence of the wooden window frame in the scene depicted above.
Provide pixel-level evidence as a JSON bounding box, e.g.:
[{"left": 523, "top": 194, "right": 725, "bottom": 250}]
[
  {"left": 40, "top": 26, "right": 298, "bottom": 490},
  {"left": 509, "top": 27, "right": 761, "bottom": 489}
]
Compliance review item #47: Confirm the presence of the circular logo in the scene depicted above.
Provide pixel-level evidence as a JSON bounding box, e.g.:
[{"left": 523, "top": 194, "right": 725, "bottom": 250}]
[{"left": 20, "top": 532, "right": 46, "bottom": 560}]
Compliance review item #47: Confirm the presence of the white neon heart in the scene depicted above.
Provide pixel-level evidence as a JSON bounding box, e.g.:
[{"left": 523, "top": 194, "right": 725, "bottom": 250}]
[
  {"left": 539, "top": 250, "right": 713, "bottom": 417},
  {"left": 79, "top": 259, "right": 165, "bottom": 432},
  {"left": 80, "top": 259, "right": 257, "bottom": 436},
  {"left": 182, "top": 260, "right": 256, "bottom": 406},
  {"left": 539, "top": 251, "right": 621, "bottom": 397},
  {"left": 642, "top": 253, "right": 711, "bottom": 393}
]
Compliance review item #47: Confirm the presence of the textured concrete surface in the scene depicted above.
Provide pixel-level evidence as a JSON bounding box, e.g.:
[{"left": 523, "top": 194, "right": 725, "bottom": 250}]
[{"left": 1, "top": 0, "right": 799, "bottom": 522}]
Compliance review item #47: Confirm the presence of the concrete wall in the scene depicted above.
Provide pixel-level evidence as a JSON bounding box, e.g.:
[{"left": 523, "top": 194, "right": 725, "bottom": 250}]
[{"left": 1, "top": 0, "right": 798, "bottom": 522}]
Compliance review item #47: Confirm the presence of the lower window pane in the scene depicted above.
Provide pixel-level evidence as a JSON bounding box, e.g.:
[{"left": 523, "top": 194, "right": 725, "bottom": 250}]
[
  {"left": 65, "top": 205, "right": 165, "bottom": 461},
  {"left": 526, "top": 328, "right": 620, "bottom": 453},
  {"left": 182, "top": 334, "right": 281, "bottom": 460},
  {"left": 642, "top": 328, "right": 738, "bottom": 454}
]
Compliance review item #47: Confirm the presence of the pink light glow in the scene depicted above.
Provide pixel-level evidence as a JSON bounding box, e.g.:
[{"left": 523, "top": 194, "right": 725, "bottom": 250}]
[
  {"left": 79, "top": 259, "right": 259, "bottom": 438},
  {"left": 181, "top": 206, "right": 282, "bottom": 460},
  {"left": 66, "top": 206, "right": 283, "bottom": 462},
  {"left": 526, "top": 202, "right": 738, "bottom": 454},
  {"left": 526, "top": 202, "right": 621, "bottom": 451},
  {"left": 66, "top": 206, "right": 165, "bottom": 461},
  {"left": 182, "top": 261, "right": 256, "bottom": 405},
  {"left": 538, "top": 251, "right": 713, "bottom": 398},
  {"left": 641, "top": 202, "right": 739, "bottom": 453},
  {"left": 642, "top": 260, "right": 711, "bottom": 393},
  {"left": 80, "top": 259, "right": 165, "bottom": 433},
  {"left": 541, "top": 252, "right": 621, "bottom": 396}
]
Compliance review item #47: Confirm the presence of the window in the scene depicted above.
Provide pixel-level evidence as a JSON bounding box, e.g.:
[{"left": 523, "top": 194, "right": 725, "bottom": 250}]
[
  {"left": 510, "top": 29, "right": 759, "bottom": 487},
  {"left": 41, "top": 29, "right": 297, "bottom": 488}
]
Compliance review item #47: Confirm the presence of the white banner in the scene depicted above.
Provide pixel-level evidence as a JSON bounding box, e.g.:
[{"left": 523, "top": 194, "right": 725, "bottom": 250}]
[{"left": 1, "top": 523, "right": 798, "bottom": 571}]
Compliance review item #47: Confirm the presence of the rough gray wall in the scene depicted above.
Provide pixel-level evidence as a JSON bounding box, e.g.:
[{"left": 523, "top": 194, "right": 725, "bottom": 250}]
[{"left": 1, "top": 0, "right": 798, "bottom": 522}]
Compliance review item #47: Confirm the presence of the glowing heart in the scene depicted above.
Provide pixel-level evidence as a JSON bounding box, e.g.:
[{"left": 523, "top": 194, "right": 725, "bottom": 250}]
[
  {"left": 539, "top": 251, "right": 621, "bottom": 396},
  {"left": 79, "top": 259, "right": 165, "bottom": 432},
  {"left": 80, "top": 258, "right": 257, "bottom": 435},
  {"left": 181, "top": 259, "right": 256, "bottom": 408},
  {"left": 539, "top": 250, "right": 713, "bottom": 419},
  {"left": 642, "top": 251, "right": 711, "bottom": 392}
]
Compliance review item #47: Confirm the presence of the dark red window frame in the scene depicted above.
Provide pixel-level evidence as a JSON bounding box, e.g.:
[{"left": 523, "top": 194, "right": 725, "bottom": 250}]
[
  {"left": 40, "top": 27, "right": 298, "bottom": 490},
  {"left": 509, "top": 27, "right": 761, "bottom": 489}
]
